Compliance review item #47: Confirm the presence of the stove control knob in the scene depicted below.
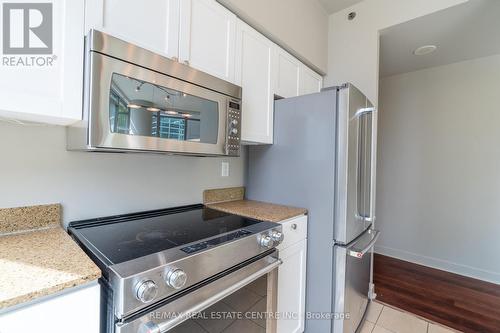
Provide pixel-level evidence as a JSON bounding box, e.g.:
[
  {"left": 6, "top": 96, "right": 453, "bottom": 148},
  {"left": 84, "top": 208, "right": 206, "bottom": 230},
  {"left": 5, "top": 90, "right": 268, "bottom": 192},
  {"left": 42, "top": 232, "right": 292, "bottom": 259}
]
[
  {"left": 231, "top": 119, "right": 239, "bottom": 126},
  {"left": 271, "top": 231, "right": 284, "bottom": 244},
  {"left": 135, "top": 280, "right": 157, "bottom": 303},
  {"left": 260, "top": 235, "right": 274, "bottom": 249},
  {"left": 165, "top": 268, "right": 187, "bottom": 290}
]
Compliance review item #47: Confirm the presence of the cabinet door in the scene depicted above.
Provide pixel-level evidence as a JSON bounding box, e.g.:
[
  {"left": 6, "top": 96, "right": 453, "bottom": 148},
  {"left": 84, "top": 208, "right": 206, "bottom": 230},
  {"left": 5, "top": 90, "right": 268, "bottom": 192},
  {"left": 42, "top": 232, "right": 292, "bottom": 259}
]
[
  {"left": 274, "top": 47, "right": 300, "bottom": 98},
  {"left": 0, "top": 283, "right": 100, "bottom": 333},
  {"left": 85, "top": 0, "right": 180, "bottom": 59},
  {"left": 235, "top": 21, "right": 274, "bottom": 144},
  {"left": 298, "top": 64, "right": 323, "bottom": 95},
  {"left": 277, "top": 239, "right": 307, "bottom": 333},
  {"left": 179, "top": 0, "right": 236, "bottom": 83},
  {"left": 0, "top": 0, "right": 84, "bottom": 125}
]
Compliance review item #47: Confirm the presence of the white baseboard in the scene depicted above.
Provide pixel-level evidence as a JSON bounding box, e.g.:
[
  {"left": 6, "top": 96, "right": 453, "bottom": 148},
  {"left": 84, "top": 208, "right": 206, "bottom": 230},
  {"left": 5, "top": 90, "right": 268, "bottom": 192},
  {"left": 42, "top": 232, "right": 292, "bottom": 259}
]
[{"left": 374, "top": 245, "right": 500, "bottom": 285}]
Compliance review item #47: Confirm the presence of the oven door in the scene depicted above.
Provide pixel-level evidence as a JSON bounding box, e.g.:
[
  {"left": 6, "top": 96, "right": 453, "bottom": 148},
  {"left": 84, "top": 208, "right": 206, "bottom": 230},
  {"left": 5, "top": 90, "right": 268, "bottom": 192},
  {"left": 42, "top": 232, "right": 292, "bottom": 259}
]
[
  {"left": 115, "top": 251, "right": 280, "bottom": 333},
  {"left": 84, "top": 51, "right": 239, "bottom": 156}
]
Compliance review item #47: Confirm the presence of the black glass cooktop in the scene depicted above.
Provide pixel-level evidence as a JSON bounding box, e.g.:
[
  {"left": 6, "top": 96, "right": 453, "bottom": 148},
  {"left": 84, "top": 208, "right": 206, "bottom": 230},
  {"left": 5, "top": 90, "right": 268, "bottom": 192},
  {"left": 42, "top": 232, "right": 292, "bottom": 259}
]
[{"left": 68, "top": 205, "right": 263, "bottom": 265}]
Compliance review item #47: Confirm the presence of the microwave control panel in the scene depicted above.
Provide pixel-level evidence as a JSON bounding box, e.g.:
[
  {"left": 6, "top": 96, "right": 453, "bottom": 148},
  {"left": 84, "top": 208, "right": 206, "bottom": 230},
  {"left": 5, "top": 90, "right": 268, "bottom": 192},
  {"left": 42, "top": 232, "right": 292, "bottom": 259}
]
[{"left": 226, "top": 100, "right": 241, "bottom": 156}]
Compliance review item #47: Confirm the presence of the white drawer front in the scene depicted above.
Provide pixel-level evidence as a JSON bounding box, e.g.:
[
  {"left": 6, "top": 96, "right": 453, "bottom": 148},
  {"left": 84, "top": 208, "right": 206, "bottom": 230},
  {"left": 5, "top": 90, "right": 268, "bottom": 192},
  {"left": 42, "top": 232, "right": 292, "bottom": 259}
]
[{"left": 278, "top": 215, "right": 307, "bottom": 250}]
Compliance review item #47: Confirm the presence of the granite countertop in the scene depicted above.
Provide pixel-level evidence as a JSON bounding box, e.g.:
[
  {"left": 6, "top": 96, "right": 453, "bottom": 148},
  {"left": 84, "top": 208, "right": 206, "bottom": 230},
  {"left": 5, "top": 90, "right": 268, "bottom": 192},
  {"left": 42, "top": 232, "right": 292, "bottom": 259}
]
[
  {"left": 0, "top": 204, "right": 101, "bottom": 310},
  {"left": 207, "top": 199, "right": 307, "bottom": 223}
]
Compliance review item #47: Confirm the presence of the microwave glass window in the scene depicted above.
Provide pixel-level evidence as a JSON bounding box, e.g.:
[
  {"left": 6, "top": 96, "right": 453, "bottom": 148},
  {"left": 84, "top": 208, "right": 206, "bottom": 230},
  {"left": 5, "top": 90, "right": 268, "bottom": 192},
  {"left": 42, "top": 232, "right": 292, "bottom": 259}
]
[{"left": 109, "top": 73, "right": 219, "bottom": 144}]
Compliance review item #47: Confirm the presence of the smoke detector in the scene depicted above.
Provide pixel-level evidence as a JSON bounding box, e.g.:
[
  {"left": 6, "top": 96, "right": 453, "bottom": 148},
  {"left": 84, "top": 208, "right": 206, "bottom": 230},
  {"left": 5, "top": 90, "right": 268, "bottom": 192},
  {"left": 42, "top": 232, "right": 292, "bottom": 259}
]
[{"left": 413, "top": 45, "right": 437, "bottom": 56}]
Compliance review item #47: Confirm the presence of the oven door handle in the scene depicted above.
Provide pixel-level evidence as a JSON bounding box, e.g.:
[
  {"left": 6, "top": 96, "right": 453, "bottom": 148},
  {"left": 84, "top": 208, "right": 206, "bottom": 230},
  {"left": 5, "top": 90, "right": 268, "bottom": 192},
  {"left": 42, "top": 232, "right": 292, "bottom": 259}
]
[{"left": 130, "top": 255, "right": 282, "bottom": 333}]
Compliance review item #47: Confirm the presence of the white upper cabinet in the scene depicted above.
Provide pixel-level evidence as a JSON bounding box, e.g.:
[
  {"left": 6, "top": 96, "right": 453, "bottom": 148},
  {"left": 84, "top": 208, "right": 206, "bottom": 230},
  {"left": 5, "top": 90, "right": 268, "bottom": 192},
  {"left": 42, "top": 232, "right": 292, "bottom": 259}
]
[
  {"left": 274, "top": 45, "right": 322, "bottom": 98},
  {"left": 85, "top": 0, "right": 180, "bottom": 59},
  {"left": 235, "top": 20, "right": 274, "bottom": 144},
  {"left": 0, "top": 0, "right": 85, "bottom": 125},
  {"left": 234, "top": 19, "right": 323, "bottom": 144},
  {"left": 299, "top": 64, "right": 323, "bottom": 95},
  {"left": 0, "top": 0, "right": 322, "bottom": 130},
  {"left": 179, "top": 0, "right": 237, "bottom": 83},
  {"left": 274, "top": 47, "right": 300, "bottom": 98}
]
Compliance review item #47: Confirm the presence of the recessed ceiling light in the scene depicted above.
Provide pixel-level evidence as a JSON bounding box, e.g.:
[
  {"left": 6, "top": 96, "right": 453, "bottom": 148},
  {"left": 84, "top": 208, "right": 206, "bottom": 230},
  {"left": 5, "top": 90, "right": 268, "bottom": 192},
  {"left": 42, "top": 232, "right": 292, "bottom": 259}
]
[
  {"left": 127, "top": 99, "right": 154, "bottom": 110},
  {"left": 413, "top": 45, "right": 437, "bottom": 56}
]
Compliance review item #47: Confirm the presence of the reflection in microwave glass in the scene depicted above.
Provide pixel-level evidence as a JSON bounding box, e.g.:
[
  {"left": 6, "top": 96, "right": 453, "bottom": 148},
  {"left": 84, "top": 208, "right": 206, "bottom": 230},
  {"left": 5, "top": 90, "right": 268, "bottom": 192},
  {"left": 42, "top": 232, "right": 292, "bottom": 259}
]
[{"left": 108, "top": 73, "right": 219, "bottom": 144}]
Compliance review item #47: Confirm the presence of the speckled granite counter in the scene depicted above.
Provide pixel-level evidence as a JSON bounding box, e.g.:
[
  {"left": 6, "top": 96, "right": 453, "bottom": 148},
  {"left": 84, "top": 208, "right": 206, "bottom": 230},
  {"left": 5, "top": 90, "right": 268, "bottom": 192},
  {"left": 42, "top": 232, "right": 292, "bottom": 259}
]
[
  {"left": 207, "top": 200, "right": 307, "bottom": 223},
  {"left": 0, "top": 204, "right": 101, "bottom": 310}
]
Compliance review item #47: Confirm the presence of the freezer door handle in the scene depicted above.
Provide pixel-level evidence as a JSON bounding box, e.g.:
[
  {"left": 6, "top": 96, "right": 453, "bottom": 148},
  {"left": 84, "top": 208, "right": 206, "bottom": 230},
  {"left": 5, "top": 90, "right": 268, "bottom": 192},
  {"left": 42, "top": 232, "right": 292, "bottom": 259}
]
[{"left": 347, "top": 230, "right": 380, "bottom": 259}]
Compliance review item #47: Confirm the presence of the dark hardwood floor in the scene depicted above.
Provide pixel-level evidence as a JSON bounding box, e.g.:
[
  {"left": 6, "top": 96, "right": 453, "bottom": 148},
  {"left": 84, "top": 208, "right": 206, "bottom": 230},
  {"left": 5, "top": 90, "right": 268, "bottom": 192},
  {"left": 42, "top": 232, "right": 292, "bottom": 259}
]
[{"left": 374, "top": 253, "right": 500, "bottom": 333}]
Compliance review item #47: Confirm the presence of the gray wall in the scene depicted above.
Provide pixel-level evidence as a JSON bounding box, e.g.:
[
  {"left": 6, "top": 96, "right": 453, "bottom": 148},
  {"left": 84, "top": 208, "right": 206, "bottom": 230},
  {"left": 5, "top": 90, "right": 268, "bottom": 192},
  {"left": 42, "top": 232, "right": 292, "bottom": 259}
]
[
  {"left": 376, "top": 54, "right": 500, "bottom": 283},
  {"left": 217, "top": 0, "right": 328, "bottom": 74},
  {"left": 0, "top": 122, "right": 245, "bottom": 226}
]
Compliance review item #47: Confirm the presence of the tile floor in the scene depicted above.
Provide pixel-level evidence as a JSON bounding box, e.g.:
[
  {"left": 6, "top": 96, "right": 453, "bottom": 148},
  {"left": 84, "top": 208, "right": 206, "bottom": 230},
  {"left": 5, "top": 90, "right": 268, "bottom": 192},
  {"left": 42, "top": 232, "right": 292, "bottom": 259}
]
[
  {"left": 170, "top": 276, "right": 267, "bottom": 333},
  {"left": 361, "top": 302, "right": 462, "bottom": 333}
]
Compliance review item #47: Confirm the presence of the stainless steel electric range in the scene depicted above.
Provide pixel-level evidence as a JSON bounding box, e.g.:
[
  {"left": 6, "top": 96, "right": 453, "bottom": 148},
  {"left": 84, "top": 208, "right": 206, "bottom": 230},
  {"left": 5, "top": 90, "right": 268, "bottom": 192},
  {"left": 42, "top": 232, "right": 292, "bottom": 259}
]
[{"left": 68, "top": 204, "right": 283, "bottom": 333}]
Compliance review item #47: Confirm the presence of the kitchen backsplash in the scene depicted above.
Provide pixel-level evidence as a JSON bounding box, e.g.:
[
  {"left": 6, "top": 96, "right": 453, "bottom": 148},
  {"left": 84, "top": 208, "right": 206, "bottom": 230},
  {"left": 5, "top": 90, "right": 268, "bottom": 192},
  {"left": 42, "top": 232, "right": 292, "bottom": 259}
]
[
  {"left": 0, "top": 204, "right": 60, "bottom": 235},
  {"left": 203, "top": 187, "right": 245, "bottom": 204},
  {"left": 0, "top": 122, "right": 245, "bottom": 226}
]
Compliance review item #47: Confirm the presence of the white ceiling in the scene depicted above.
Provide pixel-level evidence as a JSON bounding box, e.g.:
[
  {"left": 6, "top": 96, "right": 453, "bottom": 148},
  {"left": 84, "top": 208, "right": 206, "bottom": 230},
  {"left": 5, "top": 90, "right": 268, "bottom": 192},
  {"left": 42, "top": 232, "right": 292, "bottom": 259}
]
[
  {"left": 318, "top": 0, "right": 363, "bottom": 14},
  {"left": 379, "top": 0, "right": 500, "bottom": 77}
]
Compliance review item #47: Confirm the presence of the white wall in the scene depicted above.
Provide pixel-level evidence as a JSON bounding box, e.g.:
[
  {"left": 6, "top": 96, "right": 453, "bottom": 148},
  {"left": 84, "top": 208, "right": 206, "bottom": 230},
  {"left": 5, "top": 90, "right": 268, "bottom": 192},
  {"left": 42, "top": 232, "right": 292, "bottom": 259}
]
[
  {"left": 325, "top": 0, "right": 468, "bottom": 105},
  {"left": 217, "top": 0, "right": 328, "bottom": 74},
  {"left": 376, "top": 54, "right": 500, "bottom": 284},
  {"left": 0, "top": 122, "right": 245, "bottom": 226}
]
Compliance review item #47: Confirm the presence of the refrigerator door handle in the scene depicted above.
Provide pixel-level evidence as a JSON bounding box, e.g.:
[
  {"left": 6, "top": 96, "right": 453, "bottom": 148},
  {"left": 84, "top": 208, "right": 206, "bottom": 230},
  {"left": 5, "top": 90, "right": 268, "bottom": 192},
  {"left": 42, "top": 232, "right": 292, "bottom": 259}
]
[
  {"left": 347, "top": 230, "right": 380, "bottom": 259},
  {"left": 354, "top": 106, "right": 377, "bottom": 223},
  {"left": 369, "top": 107, "right": 378, "bottom": 224},
  {"left": 351, "top": 107, "right": 375, "bottom": 121},
  {"left": 355, "top": 214, "right": 374, "bottom": 223}
]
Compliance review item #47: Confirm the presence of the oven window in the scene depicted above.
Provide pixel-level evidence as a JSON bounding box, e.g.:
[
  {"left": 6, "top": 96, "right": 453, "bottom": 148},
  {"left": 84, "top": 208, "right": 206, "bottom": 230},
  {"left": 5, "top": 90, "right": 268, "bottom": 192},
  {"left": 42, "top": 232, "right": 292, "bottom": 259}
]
[
  {"left": 109, "top": 73, "right": 219, "bottom": 144},
  {"left": 169, "top": 276, "right": 268, "bottom": 332}
]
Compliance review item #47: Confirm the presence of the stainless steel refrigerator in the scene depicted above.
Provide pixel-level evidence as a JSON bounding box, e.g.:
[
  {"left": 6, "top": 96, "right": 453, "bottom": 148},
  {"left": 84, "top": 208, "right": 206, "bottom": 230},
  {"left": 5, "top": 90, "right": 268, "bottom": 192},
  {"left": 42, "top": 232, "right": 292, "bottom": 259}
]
[{"left": 247, "top": 83, "right": 380, "bottom": 333}]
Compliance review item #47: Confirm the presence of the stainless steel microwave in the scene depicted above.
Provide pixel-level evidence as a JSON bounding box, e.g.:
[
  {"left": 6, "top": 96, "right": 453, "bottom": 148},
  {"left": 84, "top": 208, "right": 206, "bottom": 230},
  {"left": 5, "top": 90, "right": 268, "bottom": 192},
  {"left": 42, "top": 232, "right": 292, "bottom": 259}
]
[{"left": 67, "top": 30, "right": 242, "bottom": 156}]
